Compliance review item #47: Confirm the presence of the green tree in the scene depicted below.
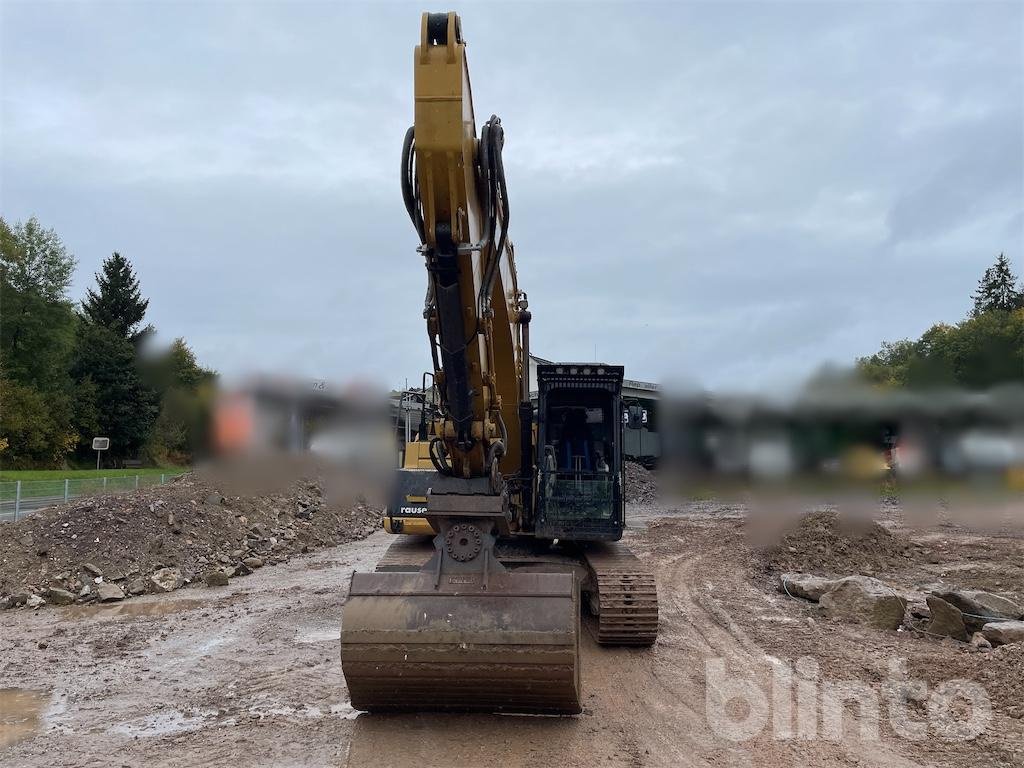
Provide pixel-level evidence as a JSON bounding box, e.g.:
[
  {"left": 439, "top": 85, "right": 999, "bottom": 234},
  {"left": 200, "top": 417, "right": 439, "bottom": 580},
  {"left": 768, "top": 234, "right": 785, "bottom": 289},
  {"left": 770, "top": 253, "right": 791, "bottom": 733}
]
[
  {"left": 972, "top": 253, "right": 1023, "bottom": 316},
  {"left": 0, "top": 217, "right": 77, "bottom": 388},
  {"left": 141, "top": 338, "right": 216, "bottom": 463},
  {"left": 857, "top": 313, "right": 1023, "bottom": 389},
  {"left": 0, "top": 216, "right": 78, "bottom": 466},
  {"left": 70, "top": 322, "right": 159, "bottom": 461},
  {"left": 0, "top": 216, "right": 75, "bottom": 300},
  {"left": 81, "top": 251, "right": 151, "bottom": 342},
  {"left": 0, "top": 379, "right": 76, "bottom": 467}
]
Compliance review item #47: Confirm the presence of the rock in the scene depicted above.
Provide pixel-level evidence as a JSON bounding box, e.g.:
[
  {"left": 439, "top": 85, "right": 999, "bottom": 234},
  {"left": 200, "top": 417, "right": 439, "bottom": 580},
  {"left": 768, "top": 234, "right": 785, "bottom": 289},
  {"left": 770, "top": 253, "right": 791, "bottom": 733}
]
[
  {"left": 982, "top": 620, "right": 1024, "bottom": 646},
  {"left": 26, "top": 594, "right": 46, "bottom": 609},
  {"left": 46, "top": 587, "right": 76, "bottom": 606},
  {"left": 925, "top": 596, "right": 968, "bottom": 641},
  {"left": 96, "top": 582, "right": 125, "bottom": 602},
  {"left": 970, "top": 632, "right": 992, "bottom": 651},
  {"left": 779, "top": 573, "right": 839, "bottom": 601},
  {"left": 818, "top": 576, "right": 907, "bottom": 630},
  {"left": 932, "top": 590, "right": 1022, "bottom": 632},
  {"left": 205, "top": 570, "right": 229, "bottom": 587},
  {"left": 149, "top": 567, "right": 185, "bottom": 593},
  {"left": 127, "top": 578, "right": 147, "bottom": 596},
  {"left": 12, "top": 592, "right": 30, "bottom": 607},
  {"left": 82, "top": 563, "right": 102, "bottom": 577},
  {"left": 242, "top": 556, "right": 264, "bottom": 569},
  {"left": 232, "top": 562, "right": 252, "bottom": 577},
  {"left": 205, "top": 493, "right": 223, "bottom": 506}
]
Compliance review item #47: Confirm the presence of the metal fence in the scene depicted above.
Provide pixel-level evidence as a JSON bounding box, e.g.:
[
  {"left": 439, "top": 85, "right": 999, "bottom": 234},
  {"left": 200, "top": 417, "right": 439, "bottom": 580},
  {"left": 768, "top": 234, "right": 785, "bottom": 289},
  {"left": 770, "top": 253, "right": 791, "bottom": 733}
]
[{"left": 0, "top": 472, "right": 188, "bottom": 522}]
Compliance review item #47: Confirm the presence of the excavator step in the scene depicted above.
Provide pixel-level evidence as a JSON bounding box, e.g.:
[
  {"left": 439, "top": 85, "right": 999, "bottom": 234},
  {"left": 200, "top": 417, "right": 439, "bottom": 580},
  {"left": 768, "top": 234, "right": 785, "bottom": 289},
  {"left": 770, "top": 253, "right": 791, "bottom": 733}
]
[{"left": 583, "top": 544, "right": 659, "bottom": 646}]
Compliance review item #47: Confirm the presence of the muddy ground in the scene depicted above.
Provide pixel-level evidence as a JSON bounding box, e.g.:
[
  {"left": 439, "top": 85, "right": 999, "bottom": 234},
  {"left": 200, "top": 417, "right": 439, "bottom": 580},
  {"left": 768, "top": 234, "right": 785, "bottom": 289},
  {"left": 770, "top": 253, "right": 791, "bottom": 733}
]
[{"left": 1, "top": 501, "right": 1022, "bottom": 768}]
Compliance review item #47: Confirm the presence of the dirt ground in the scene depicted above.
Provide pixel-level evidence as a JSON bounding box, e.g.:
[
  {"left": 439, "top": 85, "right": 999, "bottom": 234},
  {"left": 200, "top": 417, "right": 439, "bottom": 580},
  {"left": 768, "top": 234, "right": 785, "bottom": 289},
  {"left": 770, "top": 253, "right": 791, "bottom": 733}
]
[{"left": 1, "top": 501, "right": 1022, "bottom": 768}]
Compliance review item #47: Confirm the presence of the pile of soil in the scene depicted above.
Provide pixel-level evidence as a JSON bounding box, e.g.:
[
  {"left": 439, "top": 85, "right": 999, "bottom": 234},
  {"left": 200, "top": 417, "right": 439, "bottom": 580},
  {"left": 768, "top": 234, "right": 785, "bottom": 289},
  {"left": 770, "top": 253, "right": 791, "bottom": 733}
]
[
  {"left": 623, "top": 461, "right": 658, "bottom": 504},
  {"left": 762, "top": 509, "right": 912, "bottom": 576},
  {"left": 0, "top": 471, "right": 382, "bottom": 606}
]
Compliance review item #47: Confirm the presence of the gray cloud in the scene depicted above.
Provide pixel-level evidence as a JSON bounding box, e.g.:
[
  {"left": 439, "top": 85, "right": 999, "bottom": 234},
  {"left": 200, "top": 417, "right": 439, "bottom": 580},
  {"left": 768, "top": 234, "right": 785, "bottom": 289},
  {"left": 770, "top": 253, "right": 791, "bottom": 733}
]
[{"left": 2, "top": 1, "right": 1021, "bottom": 392}]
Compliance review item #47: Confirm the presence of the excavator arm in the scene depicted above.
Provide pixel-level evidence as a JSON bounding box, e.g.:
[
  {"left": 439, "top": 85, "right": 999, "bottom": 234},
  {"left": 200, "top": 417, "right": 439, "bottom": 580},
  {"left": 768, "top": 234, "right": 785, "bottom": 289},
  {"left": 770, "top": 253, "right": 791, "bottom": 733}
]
[{"left": 401, "top": 12, "right": 531, "bottom": 492}]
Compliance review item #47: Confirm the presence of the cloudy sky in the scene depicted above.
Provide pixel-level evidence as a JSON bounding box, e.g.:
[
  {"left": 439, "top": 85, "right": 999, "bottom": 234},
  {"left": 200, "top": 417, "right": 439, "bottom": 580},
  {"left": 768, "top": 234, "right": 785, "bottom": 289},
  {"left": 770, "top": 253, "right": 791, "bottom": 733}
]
[{"left": 2, "top": 1, "right": 1021, "bottom": 392}]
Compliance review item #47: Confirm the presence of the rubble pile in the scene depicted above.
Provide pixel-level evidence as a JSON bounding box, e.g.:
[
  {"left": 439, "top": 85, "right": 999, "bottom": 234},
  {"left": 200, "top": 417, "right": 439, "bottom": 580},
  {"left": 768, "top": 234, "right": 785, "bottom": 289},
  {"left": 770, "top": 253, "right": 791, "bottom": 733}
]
[
  {"left": 764, "top": 510, "right": 911, "bottom": 576},
  {"left": 624, "top": 461, "right": 658, "bottom": 504},
  {"left": 0, "top": 472, "right": 381, "bottom": 609}
]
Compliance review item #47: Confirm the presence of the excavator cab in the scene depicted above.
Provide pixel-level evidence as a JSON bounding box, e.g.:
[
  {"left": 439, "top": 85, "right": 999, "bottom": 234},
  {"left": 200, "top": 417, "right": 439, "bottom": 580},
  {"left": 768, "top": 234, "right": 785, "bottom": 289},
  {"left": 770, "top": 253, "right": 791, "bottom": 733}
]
[{"left": 535, "top": 364, "right": 625, "bottom": 541}]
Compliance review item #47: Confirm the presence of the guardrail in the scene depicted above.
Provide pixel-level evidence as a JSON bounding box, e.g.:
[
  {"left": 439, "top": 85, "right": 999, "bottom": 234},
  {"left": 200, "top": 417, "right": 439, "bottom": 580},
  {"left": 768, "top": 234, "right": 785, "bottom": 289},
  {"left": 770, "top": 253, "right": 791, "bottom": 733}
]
[{"left": 0, "top": 472, "right": 188, "bottom": 523}]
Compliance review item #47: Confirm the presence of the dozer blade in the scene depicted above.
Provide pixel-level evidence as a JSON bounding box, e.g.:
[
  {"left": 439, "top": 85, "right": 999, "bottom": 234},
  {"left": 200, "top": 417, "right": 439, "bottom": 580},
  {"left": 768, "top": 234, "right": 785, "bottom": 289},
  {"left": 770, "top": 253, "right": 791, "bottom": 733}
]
[{"left": 341, "top": 569, "right": 581, "bottom": 714}]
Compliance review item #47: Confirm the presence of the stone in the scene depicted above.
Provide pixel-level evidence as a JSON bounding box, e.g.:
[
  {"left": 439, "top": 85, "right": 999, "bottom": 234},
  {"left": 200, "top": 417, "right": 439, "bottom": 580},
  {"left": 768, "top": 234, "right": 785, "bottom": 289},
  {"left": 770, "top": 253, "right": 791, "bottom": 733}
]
[
  {"left": 205, "top": 570, "right": 229, "bottom": 587},
  {"left": 46, "top": 587, "right": 76, "bottom": 606},
  {"left": 149, "top": 567, "right": 185, "bottom": 593},
  {"left": 127, "top": 578, "right": 147, "bottom": 596},
  {"left": 205, "top": 493, "right": 223, "bottom": 507},
  {"left": 970, "top": 632, "right": 992, "bottom": 651},
  {"left": 232, "top": 562, "right": 252, "bottom": 577},
  {"left": 925, "top": 596, "right": 968, "bottom": 641},
  {"left": 26, "top": 594, "right": 46, "bottom": 609},
  {"left": 981, "top": 620, "right": 1024, "bottom": 646},
  {"left": 818, "top": 576, "right": 907, "bottom": 630},
  {"left": 96, "top": 582, "right": 125, "bottom": 602},
  {"left": 82, "top": 563, "right": 102, "bottom": 577},
  {"left": 242, "top": 556, "right": 264, "bottom": 569},
  {"left": 779, "top": 573, "right": 839, "bottom": 602},
  {"left": 932, "top": 590, "right": 1022, "bottom": 632}
]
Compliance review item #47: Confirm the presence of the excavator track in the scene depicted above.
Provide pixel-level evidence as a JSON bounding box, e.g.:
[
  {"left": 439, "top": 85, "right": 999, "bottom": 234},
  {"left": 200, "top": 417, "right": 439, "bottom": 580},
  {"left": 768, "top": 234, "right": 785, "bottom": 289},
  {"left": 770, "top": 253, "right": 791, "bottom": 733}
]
[{"left": 583, "top": 543, "right": 659, "bottom": 645}]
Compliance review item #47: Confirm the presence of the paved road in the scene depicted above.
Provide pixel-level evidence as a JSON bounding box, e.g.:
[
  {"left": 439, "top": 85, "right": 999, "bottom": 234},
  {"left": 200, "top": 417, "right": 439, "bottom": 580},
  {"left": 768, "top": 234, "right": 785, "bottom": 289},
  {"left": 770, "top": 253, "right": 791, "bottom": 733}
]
[{"left": 0, "top": 496, "right": 64, "bottom": 522}]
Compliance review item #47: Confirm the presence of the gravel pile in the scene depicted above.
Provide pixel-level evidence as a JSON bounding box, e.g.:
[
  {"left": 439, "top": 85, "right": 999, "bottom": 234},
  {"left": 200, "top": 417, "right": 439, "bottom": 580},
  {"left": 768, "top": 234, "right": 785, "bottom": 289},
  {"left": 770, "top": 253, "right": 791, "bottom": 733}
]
[
  {"left": 0, "top": 472, "right": 382, "bottom": 608},
  {"left": 624, "top": 461, "right": 658, "bottom": 504}
]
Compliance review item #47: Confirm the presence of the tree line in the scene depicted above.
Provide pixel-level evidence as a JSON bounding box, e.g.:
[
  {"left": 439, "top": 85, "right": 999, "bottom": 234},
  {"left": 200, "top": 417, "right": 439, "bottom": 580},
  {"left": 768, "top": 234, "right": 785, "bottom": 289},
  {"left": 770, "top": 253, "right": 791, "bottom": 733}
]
[
  {"left": 1, "top": 216, "right": 214, "bottom": 468},
  {"left": 856, "top": 253, "right": 1024, "bottom": 389}
]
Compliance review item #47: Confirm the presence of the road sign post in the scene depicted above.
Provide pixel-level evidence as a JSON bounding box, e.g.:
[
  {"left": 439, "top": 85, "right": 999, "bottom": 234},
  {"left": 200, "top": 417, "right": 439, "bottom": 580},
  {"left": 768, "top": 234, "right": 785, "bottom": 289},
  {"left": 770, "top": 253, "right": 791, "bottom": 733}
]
[{"left": 92, "top": 437, "right": 110, "bottom": 470}]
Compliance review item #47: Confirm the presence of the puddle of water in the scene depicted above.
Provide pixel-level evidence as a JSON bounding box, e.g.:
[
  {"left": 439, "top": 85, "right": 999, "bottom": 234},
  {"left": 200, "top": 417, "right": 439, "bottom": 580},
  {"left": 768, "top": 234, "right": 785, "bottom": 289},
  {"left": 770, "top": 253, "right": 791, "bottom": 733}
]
[
  {"left": 65, "top": 598, "right": 206, "bottom": 619},
  {"left": 0, "top": 688, "right": 48, "bottom": 748}
]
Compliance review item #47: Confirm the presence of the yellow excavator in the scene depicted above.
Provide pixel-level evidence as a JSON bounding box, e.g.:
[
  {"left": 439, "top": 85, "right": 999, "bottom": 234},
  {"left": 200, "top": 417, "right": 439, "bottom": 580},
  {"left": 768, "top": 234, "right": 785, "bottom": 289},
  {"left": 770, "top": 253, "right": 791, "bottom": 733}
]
[{"left": 340, "top": 11, "right": 658, "bottom": 714}]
